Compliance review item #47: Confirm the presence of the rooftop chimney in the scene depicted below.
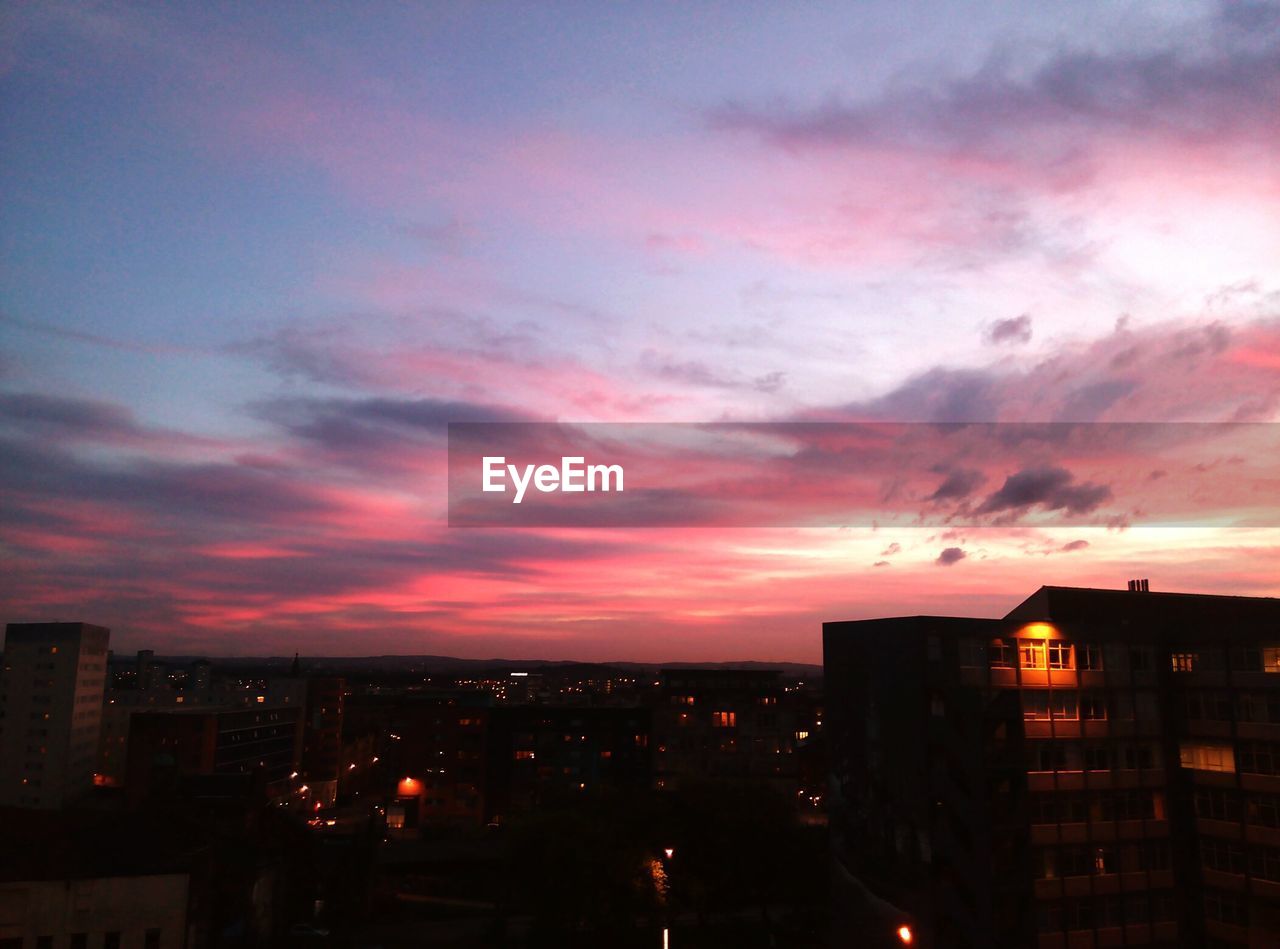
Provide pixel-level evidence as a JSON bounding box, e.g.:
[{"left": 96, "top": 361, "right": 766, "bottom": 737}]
[{"left": 1127, "top": 578, "right": 1150, "bottom": 592}]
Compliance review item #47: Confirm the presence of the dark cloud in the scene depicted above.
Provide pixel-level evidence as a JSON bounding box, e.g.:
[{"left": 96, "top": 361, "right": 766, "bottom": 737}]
[
  {"left": 873, "top": 560, "right": 891, "bottom": 567},
  {"left": 1055, "top": 379, "right": 1138, "bottom": 422},
  {"left": 1060, "top": 539, "right": 1090, "bottom": 552},
  {"left": 976, "top": 465, "right": 1112, "bottom": 516},
  {"left": 927, "top": 467, "right": 986, "bottom": 501},
  {"left": 0, "top": 392, "right": 140, "bottom": 440},
  {"left": 253, "top": 395, "right": 537, "bottom": 468},
  {"left": 1168, "top": 322, "right": 1232, "bottom": 360},
  {"left": 988, "top": 314, "right": 1032, "bottom": 345},
  {"left": 708, "top": 4, "right": 1280, "bottom": 158},
  {"left": 936, "top": 546, "right": 967, "bottom": 566},
  {"left": 880, "top": 542, "right": 901, "bottom": 557},
  {"left": 639, "top": 350, "right": 787, "bottom": 394},
  {"left": 843, "top": 368, "right": 1000, "bottom": 422}
]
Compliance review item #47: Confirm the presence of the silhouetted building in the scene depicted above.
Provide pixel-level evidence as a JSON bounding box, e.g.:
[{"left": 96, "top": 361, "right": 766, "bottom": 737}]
[
  {"left": 0, "top": 622, "right": 109, "bottom": 808},
  {"left": 484, "top": 705, "right": 652, "bottom": 820},
  {"left": 125, "top": 704, "right": 303, "bottom": 804},
  {"left": 345, "top": 691, "right": 491, "bottom": 826},
  {"left": 301, "top": 677, "right": 345, "bottom": 806},
  {"left": 654, "top": 668, "right": 800, "bottom": 792},
  {"left": 824, "top": 585, "right": 1280, "bottom": 948}
]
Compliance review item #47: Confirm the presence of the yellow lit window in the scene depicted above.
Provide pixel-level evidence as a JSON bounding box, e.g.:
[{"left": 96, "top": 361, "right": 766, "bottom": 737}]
[
  {"left": 1263, "top": 647, "right": 1280, "bottom": 673},
  {"left": 712, "top": 711, "right": 736, "bottom": 728},
  {"left": 1047, "top": 642, "right": 1074, "bottom": 670},
  {"left": 1179, "top": 742, "right": 1235, "bottom": 773},
  {"left": 1019, "top": 640, "right": 1047, "bottom": 669}
]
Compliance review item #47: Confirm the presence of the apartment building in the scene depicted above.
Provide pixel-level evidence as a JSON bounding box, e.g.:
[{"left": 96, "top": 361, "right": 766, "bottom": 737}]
[
  {"left": 0, "top": 622, "right": 110, "bottom": 809},
  {"left": 824, "top": 585, "right": 1280, "bottom": 949}
]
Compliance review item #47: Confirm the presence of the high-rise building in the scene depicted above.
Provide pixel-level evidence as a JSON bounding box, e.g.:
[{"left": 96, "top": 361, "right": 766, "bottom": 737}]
[
  {"left": 301, "top": 676, "right": 345, "bottom": 806},
  {"left": 0, "top": 622, "right": 110, "bottom": 809},
  {"left": 824, "top": 585, "right": 1280, "bottom": 948}
]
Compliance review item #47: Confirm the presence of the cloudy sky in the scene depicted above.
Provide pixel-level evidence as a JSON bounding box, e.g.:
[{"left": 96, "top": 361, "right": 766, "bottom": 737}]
[{"left": 2, "top": 1, "right": 1278, "bottom": 660}]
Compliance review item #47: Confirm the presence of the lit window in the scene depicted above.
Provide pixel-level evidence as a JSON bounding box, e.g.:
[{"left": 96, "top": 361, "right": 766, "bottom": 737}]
[
  {"left": 514, "top": 750, "right": 535, "bottom": 760},
  {"left": 1020, "top": 640, "right": 1047, "bottom": 670},
  {"left": 1171, "top": 653, "right": 1197, "bottom": 673},
  {"left": 712, "top": 711, "right": 736, "bottom": 728},
  {"left": 1180, "top": 742, "right": 1235, "bottom": 773},
  {"left": 1263, "top": 647, "right": 1280, "bottom": 673},
  {"left": 1047, "top": 642, "right": 1074, "bottom": 670}
]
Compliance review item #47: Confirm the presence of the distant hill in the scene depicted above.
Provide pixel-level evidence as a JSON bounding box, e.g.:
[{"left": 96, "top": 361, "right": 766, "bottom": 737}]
[{"left": 132, "top": 654, "right": 823, "bottom": 678}]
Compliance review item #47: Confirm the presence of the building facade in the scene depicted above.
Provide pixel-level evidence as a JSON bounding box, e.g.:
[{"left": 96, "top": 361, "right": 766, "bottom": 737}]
[
  {"left": 0, "top": 622, "right": 110, "bottom": 809},
  {"left": 824, "top": 586, "right": 1280, "bottom": 948}
]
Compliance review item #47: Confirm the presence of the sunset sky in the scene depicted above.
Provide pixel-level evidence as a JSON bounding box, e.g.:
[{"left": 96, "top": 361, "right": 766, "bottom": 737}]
[{"left": 2, "top": 1, "right": 1278, "bottom": 660}]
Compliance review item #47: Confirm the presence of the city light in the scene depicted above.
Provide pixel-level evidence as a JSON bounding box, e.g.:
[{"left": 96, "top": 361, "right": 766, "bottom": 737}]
[
  {"left": 663, "top": 848, "right": 674, "bottom": 859},
  {"left": 897, "top": 924, "right": 913, "bottom": 944}
]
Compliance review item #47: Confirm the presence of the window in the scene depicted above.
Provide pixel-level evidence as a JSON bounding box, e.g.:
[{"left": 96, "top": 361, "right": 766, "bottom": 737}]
[
  {"left": 1113, "top": 789, "right": 1159, "bottom": 820},
  {"left": 1247, "top": 793, "right": 1280, "bottom": 828},
  {"left": 1233, "top": 646, "right": 1262, "bottom": 672},
  {"left": 1188, "top": 691, "right": 1233, "bottom": 722},
  {"left": 145, "top": 930, "right": 162, "bottom": 949},
  {"left": 1196, "top": 787, "right": 1242, "bottom": 822},
  {"left": 1180, "top": 742, "right": 1235, "bottom": 773},
  {"left": 104, "top": 934, "right": 121, "bottom": 949},
  {"left": 1130, "top": 647, "right": 1152, "bottom": 672},
  {"left": 1059, "top": 846, "right": 1094, "bottom": 877},
  {"left": 989, "top": 639, "right": 1016, "bottom": 669},
  {"left": 1047, "top": 641, "right": 1074, "bottom": 669},
  {"left": 1092, "top": 846, "right": 1116, "bottom": 874},
  {"left": 958, "top": 639, "right": 986, "bottom": 669},
  {"left": 1035, "top": 847, "right": 1058, "bottom": 879},
  {"left": 1083, "top": 745, "right": 1109, "bottom": 771},
  {"left": 1020, "top": 640, "right": 1047, "bottom": 669},
  {"left": 1204, "top": 891, "right": 1248, "bottom": 926},
  {"left": 514, "top": 750, "right": 535, "bottom": 760},
  {"left": 670, "top": 695, "right": 694, "bottom": 705},
  {"left": 1171, "top": 652, "right": 1197, "bottom": 672},
  {"left": 1250, "top": 844, "right": 1280, "bottom": 882},
  {"left": 1080, "top": 692, "right": 1107, "bottom": 720},
  {"left": 712, "top": 711, "right": 736, "bottom": 728},
  {"left": 1028, "top": 742, "right": 1067, "bottom": 772},
  {"left": 1238, "top": 692, "right": 1280, "bottom": 723},
  {"left": 1239, "top": 741, "right": 1280, "bottom": 775},
  {"left": 1036, "top": 902, "right": 1062, "bottom": 933},
  {"left": 70, "top": 937, "right": 87, "bottom": 949},
  {"left": 1051, "top": 691, "right": 1079, "bottom": 721},
  {"left": 1023, "top": 691, "right": 1050, "bottom": 721},
  {"left": 1080, "top": 643, "right": 1104, "bottom": 671}
]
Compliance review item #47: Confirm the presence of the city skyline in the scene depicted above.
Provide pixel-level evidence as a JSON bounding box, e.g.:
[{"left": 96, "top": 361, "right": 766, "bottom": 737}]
[{"left": 3, "top": 2, "right": 1279, "bottom": 660}]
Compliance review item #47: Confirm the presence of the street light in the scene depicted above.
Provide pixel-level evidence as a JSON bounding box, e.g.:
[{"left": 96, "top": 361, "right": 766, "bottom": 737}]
[
  {"left": 663, "top": 847, "right": 674, "bottom": 859},
  {"left": 897, "top": 924, "right": 914, "bottom": 944}
]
